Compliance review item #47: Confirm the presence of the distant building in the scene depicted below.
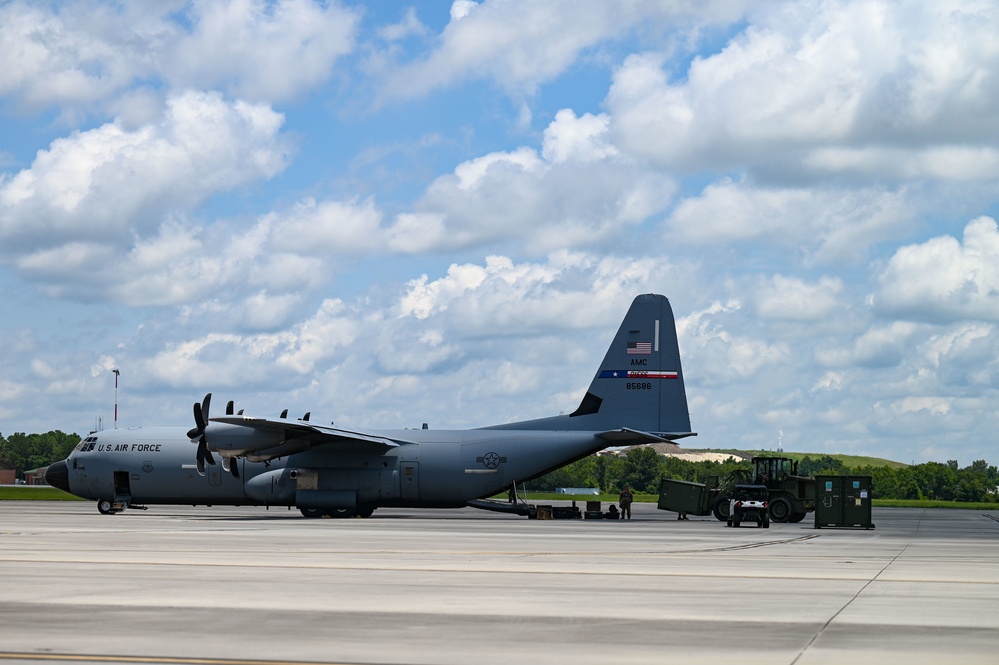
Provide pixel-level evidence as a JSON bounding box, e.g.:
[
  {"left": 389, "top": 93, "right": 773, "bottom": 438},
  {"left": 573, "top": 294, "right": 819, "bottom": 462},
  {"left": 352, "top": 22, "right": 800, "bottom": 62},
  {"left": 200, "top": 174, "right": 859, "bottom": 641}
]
[
  {"left": 23, "top": 467, "right": 50, "bottom": 486},
  {"left": 0, "top": 469, "right": 15, "bottom": 485}
]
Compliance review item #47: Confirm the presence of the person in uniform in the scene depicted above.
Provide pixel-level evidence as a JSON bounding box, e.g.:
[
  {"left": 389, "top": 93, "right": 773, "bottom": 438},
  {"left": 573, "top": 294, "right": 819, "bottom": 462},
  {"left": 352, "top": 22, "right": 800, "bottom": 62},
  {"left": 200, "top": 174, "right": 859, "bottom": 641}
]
[{"left": 618, "top": 485, "right": 634, "bottom": 520}]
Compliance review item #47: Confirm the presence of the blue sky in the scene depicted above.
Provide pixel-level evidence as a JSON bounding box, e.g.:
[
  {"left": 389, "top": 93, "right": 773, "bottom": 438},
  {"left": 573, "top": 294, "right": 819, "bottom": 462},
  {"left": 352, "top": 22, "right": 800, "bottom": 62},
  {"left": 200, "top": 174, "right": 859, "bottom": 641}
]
[{"left": 2, "top": 0, "right": 999, "bottom": 465}]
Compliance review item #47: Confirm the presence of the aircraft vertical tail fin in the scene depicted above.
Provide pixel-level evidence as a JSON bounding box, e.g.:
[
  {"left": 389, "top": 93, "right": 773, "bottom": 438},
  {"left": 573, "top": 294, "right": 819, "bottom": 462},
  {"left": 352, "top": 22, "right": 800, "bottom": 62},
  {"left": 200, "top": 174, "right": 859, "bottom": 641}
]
[
  {"left": 488, "top": 294, "right": 694, "bottom": 439},
  {"left": 570, "top": 294, "right": 693, "bottom": 438}
]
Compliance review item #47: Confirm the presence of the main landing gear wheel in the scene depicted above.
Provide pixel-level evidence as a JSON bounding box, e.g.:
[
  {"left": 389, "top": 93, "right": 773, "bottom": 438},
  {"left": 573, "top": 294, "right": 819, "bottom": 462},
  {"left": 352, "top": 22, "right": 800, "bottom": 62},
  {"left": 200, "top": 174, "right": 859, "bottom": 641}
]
[
  {"left": 97, "top": 499, "right": 115, "bottom": 515},
  {"left": 300, "top": 507, "right": 324, "bottom": 518}
]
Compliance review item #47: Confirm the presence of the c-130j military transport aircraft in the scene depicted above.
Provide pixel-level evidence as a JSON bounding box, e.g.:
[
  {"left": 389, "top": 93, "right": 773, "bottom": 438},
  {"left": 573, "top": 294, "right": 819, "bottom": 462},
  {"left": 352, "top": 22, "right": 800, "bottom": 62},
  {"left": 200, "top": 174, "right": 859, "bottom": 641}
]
[{"left": 46, "top": 294, "right": 695, "bottom": 518}]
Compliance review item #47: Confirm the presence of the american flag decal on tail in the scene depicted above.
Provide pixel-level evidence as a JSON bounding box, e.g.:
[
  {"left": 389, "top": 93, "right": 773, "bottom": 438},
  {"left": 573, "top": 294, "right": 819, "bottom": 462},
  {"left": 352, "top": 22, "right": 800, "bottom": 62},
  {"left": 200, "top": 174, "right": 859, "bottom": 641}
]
[{"left": 627, "top": 341, "right": 652, "bottom": 355}]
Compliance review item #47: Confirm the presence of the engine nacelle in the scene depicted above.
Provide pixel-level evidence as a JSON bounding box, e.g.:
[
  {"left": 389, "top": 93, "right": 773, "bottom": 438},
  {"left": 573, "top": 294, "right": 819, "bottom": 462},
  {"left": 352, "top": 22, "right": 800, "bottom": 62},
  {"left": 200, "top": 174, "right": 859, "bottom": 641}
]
[{"left": 244, "top": 468, "right": 296, "bottom": 504}]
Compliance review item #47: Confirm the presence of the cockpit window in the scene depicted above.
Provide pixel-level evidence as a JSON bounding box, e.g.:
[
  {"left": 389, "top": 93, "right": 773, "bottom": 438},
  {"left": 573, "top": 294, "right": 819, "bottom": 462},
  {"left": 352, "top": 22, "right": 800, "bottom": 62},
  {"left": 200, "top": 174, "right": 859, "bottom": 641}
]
[{"left": 76, "top": 436, "right": 99, "bottom": 452}]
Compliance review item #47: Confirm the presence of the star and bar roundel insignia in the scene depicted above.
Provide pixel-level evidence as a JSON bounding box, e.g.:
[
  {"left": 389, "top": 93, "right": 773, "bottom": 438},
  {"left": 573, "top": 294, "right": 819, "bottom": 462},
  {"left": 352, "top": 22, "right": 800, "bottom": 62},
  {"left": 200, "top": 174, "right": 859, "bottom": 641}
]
[{"left": 476, "top": 451, "right": 508, "bottom": 469}]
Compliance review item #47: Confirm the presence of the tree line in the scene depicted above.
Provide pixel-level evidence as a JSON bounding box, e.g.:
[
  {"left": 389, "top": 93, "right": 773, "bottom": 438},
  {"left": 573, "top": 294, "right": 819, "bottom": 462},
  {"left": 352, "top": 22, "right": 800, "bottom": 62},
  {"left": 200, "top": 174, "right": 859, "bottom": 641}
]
[
  {"left": 527, "top": 449, "right": 999, "bottom": 503},
  {"left": 0, "top": 431, "right": 80, "bottom": 478}
]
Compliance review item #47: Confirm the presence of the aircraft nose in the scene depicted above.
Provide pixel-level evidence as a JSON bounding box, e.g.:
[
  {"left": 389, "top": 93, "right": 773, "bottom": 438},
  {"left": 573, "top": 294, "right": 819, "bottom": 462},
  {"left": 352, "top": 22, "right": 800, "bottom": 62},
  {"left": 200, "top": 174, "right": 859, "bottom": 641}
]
[{"left": 45, "top": 460, "right": 71, "bottom": 493}]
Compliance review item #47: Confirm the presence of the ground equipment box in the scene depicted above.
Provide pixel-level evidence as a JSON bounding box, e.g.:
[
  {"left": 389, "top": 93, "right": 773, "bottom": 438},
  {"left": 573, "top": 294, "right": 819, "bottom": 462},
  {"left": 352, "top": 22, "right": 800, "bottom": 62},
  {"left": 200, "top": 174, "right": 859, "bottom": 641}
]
[
  {"left": 657, "top": 477, "right": 714, "bottom": 516},
  {"left": 814, "top": 475, "right": 874, "bottom": 529},
  {"left": 584, "top": 500, "right": 603, "bottom": 520},
  {"left": 551, "top": 505, "right": 581, "bottom": 519}
]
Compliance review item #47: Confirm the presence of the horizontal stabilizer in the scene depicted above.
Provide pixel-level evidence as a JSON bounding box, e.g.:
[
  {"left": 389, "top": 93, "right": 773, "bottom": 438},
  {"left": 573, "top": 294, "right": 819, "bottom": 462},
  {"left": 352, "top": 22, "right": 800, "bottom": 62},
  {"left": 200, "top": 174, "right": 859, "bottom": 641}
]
[{"left": 597, "top": 427, "right": 697, "bottom": 445}]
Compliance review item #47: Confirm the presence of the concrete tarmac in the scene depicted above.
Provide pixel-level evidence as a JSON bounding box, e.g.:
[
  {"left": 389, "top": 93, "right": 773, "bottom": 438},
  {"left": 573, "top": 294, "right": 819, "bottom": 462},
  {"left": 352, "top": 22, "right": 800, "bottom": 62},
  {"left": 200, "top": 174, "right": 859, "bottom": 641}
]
[{"left": 1, "top": 501, "right": 997, "bottom": 665}]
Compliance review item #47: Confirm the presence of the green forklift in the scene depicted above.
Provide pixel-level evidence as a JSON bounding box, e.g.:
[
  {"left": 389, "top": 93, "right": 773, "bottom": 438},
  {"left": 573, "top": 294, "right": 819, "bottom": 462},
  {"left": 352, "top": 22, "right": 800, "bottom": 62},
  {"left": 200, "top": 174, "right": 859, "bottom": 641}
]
[{"left": 658, "top": 456, "right": 816, "bottom": 523}]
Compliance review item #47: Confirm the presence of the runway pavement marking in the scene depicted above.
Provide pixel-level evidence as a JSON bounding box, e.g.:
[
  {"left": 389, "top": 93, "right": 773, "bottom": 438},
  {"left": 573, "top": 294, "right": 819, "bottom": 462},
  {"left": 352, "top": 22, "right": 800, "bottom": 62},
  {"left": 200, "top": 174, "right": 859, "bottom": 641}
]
[
  {"left": 0, "top": 534, "right": 823, "bottom": 565},
  {"left": 790, "top": 509, "right": 925, "bottom": 665},
  {"left": 0, "top": 653, "right": 371, "bottom": 665}
]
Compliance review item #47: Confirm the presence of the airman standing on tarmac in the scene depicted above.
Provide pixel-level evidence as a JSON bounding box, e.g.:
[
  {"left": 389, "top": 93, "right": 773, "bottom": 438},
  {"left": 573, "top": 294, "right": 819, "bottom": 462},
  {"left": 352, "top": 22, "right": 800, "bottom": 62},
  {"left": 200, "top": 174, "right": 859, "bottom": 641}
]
[{"left": 619, "top": 485, "right": 634, "bottom": 520}]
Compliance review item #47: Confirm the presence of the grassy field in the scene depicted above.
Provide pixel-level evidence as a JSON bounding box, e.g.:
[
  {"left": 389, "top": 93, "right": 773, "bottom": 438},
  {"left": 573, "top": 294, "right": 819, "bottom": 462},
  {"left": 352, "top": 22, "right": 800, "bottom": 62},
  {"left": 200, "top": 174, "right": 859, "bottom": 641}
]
[
  {"left": 871, "top": 499, "right": 997, "bottom": 510},
  {"left": 0, "top": 486, "right": 85, "bottom": 501}
]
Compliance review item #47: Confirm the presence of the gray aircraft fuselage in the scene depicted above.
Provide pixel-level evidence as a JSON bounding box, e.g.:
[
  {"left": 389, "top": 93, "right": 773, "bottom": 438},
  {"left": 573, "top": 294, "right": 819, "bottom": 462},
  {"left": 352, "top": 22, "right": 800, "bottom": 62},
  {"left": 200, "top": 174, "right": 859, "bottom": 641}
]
[{"left": 51, "top": 424, "right": 609, "bottom": 510}]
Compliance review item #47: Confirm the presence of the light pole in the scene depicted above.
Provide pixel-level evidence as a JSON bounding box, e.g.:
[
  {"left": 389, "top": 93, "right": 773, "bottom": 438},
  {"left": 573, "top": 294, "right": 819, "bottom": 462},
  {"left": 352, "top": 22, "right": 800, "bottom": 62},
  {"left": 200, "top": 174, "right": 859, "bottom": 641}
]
[{"left": 111, "top": 369, "right": 120, "bottom": 429}]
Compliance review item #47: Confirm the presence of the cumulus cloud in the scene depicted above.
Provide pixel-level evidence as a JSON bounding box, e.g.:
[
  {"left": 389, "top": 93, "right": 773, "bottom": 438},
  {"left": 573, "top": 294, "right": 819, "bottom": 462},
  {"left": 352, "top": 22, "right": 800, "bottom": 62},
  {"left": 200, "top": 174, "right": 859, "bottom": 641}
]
[
  {"left": 541, "top": 110, "right": 619, "bottom": 164},
  {"left": 0, "top": 1, "right": 151, "bottom": 109},
  {"left": 606, "top": 2, "right": 999, "bottom": 180},
  {"left": 375, "top": 0, "right": 741, "bottom": 101},
  {"left": 399, "top": 251, "right": 677, "bottom": 333},
  {"left": 163, "top": 0, "right": 359, "bottom": 103},
  {"left": 921, "top": 323, "right": 999, "bottom": 388},
  {"left": 665, "top": 180, "right": 914, "bottom": 263},
  {"left": 377, "top": 0, "right": 630, "bottom": 99},
  {"left": 389, "top": 110, "right": 675, "bottom": 254},
  {"left": 0, "top": 0, "right": 358, "bottom": 111},
  {"left": 266, "top": 197, "right": 385, "bottom": 255},
  {"left": 675, "top": 299, "right": 789, "bottom": 386},
  {"left": 753, "top": 274, "right": 843, "bottom": 321},
  {"left": 876, "top": 217, "right": 999, "bottom": 323},
  {"left": 0, "top": 91, "right": 288, "bottom": 253}
]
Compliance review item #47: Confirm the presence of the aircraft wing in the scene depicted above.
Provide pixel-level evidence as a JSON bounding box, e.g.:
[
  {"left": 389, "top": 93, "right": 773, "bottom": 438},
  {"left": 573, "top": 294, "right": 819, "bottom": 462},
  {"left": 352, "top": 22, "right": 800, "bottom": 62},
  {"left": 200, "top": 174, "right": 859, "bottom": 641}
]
[
  {"left": 597, "top": 427, "right": 696, "bottom": 445},
  {"left": 208, "top": 415, "right": 418, "bottom": 463}
]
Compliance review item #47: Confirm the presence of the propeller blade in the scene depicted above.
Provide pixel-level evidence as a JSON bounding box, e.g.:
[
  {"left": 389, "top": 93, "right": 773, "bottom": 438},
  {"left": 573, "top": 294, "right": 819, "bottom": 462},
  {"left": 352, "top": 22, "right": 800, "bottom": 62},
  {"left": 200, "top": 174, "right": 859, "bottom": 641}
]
[
  {"left": 190, "top": 400, "right": 204, "bottom": 437},
  {"left": 190, "top": 393, "right": 214, "bottom": 475},
  {"left": 226, "top": 400, "right": 234, "bottom": 415},
  {"left": 280, "top": 409, "right": 288, "bottom": 419},
  {"left": 221, "top": 457, "right": 240, "bottom": 479},
  {"left": 302, "top": 412, "right": 310, "bottom": 422},
  {"left": 196, "top": 440, "right": 206, "bottom": 475}
]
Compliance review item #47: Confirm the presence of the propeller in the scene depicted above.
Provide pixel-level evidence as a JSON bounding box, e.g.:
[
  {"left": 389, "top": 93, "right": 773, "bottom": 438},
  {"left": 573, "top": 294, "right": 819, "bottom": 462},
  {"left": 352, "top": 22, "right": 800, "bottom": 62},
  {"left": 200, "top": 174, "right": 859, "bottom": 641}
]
[{"left": 186, "top": 393, "right": 216, "bottom": 475}]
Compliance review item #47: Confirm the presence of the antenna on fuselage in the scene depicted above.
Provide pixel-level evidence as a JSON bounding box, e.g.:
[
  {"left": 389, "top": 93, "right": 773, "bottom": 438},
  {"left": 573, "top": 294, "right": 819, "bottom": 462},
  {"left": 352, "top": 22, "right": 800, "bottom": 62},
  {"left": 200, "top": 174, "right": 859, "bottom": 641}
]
[{"left": 111, "top": 369, "right": 120, "bottom": 429}]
